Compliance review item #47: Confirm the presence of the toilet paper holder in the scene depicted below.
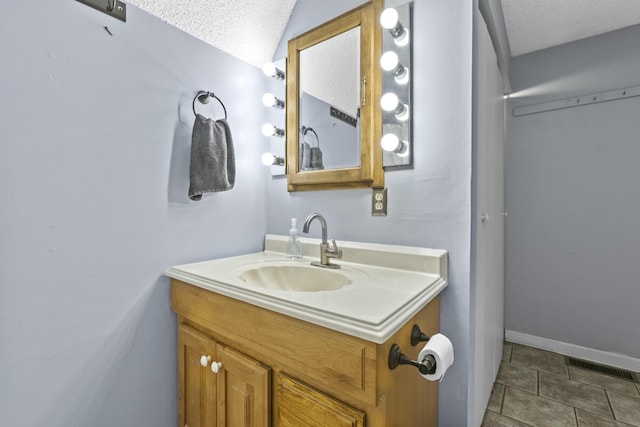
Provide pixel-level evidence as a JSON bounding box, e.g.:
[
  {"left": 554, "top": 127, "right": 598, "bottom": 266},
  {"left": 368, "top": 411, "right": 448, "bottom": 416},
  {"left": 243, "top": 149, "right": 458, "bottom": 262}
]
[
  {"left": 388, "top": 324, "right": 435, "bottom": 374},
  {"left": 388, "top": 343, "right": 437, "bottom": 375}
]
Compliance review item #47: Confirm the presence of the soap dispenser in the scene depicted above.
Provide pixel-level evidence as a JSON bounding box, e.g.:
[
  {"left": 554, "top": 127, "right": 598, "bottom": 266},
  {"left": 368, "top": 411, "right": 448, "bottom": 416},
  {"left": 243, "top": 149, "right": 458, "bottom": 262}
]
[{"left": 285, "top": 218, "right": 303, "bottom": 258}]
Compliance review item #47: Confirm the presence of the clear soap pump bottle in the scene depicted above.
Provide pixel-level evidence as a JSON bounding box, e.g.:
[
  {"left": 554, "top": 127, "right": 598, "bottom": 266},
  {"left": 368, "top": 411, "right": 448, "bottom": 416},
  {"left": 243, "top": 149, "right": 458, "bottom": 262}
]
[{"left": 285, "top": 218, "right": 303, "bottom": 258}]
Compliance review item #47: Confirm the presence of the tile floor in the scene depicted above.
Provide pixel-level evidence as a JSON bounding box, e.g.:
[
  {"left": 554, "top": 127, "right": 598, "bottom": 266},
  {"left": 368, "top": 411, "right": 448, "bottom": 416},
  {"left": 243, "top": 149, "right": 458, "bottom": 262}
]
[{"left": 482, "top": 342, "right": 640, "bottom": 426}]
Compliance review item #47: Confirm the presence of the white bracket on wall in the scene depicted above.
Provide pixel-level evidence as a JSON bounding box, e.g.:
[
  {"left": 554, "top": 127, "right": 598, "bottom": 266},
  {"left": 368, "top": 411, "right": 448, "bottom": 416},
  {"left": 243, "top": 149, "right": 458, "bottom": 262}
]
[
  {"left": 76, "top": 0, "right": 127, "bottom": 22},
  {"left": 513, "top": 85, "right": 640, "bottom": 117}
]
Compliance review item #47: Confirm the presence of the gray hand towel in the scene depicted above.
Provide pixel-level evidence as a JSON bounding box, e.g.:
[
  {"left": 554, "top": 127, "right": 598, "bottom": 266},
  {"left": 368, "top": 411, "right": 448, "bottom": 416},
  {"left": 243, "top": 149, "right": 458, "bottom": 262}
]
[
  {"left": 309, "top": 146, "right": 324, "bottom": 169},
  {"left": 189, "top": 114, "right": 235, "bottom": 200},
  {"left": 300, "top": 142, "right": 311, "bottom": 170}
]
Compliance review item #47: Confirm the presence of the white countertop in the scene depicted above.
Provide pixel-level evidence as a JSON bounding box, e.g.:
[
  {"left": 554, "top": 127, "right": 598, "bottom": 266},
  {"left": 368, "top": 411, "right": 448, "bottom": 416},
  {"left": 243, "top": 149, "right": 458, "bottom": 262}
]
[{"left": 166, "top": 235, "right": 448, "bottom": 343}]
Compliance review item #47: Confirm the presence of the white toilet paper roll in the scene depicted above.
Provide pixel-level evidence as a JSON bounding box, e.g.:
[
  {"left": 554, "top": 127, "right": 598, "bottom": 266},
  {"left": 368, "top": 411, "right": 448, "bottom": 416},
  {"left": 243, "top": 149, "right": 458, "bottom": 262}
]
[{"left": 418, "top": 333, "right": 454, "bottom": 381}]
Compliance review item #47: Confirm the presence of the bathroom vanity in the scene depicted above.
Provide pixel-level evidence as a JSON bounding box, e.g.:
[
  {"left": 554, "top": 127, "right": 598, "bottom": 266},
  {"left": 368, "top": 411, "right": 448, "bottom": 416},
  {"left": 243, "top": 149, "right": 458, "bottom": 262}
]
[{"left": 167, "top": 235, "right": 448, "bottom": 426}]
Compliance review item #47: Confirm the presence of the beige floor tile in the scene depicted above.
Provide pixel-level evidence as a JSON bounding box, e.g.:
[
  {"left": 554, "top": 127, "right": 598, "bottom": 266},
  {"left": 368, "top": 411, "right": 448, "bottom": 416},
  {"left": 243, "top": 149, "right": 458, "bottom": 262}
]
[
  {"left": 576, "top": 409, "right": 635, "bottom": 427},
  {"left": 502, "top": 387, "right": 577, "bottom": 427},
  {"left": 482, "top": 410, "right": 532, "bottom": 427},
  {"left": 539, "top": 372, "right": 612, "bottom": 417},
  {"left": 497, "top": 361, "right": 538, "bottom": 393},
  {"left": 503, "top": 342, "right": 513, "bottom": 362},
  {"left": 608, "top": 391, "right": 640, "bottom": 426},
  {"left": 569, "top": 366, "right": 640, "bottom": 398},
  {"left": 487, "top": 382, "right": 506, "bottom": 413},
  {"left": 511, "top": 344, "right": 569, "bottom": 377}
]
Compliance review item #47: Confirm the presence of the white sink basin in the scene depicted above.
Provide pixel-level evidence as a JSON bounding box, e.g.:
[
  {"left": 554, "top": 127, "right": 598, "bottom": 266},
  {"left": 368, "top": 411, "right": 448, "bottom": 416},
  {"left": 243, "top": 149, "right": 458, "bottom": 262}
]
[
  {"left": 238, "top": 264, "right": 351, "bottom": 292},
  {"left": 165, "top": 235, "right": 448, "bottom": 343}
]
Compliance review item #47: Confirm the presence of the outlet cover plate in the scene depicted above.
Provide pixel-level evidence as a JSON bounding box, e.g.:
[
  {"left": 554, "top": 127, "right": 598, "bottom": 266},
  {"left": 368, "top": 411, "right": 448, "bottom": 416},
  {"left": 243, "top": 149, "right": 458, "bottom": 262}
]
[{"left": 372, "top": 188, "right": 387, "bottom": 216}]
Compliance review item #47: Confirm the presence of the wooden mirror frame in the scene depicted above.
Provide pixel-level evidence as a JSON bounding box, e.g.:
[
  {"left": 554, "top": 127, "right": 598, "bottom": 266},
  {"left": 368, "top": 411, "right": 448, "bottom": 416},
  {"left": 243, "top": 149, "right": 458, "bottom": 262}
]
[{"left": 286, "top": 0, "right": 384, "bottom": 192}]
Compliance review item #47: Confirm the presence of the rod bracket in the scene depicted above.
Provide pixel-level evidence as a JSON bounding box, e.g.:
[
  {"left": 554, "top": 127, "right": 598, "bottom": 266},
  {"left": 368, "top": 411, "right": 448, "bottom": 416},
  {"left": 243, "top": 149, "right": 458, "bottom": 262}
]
[
  {"left": 410, "top": 324, "right": 431, "bottom": 346},
  {"left": 76, "top": 0, "right": 127, "bottom": 22}
]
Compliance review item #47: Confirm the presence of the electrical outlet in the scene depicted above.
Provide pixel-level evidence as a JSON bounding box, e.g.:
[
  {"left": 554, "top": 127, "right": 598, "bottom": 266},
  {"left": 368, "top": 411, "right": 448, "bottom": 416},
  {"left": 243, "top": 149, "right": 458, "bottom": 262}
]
[{"left": 371, "top": 188, "right": 388, "bottom": 216}]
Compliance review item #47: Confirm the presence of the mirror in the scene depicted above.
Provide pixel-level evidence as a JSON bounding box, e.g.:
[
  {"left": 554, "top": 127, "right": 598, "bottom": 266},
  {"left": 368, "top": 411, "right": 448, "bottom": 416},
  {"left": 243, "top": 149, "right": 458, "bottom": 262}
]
[
  {"left": 286, "top": 0, "right": 384, "bottom": 191},
  {"left": 299, "top": 27, "right": 360, "bottom": 171}
]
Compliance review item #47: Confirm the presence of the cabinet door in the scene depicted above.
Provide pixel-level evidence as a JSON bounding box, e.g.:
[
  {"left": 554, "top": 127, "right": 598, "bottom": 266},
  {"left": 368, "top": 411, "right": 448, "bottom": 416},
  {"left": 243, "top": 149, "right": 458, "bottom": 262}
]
[
  {"left": 216, "top": 344, "right": 270, "bottom": 427},
  {"left": 178, "top": 325, "right": 217, "bottom": 427},
  {"left": 276, "top": 374, "right": 365, "bottom": 427}
]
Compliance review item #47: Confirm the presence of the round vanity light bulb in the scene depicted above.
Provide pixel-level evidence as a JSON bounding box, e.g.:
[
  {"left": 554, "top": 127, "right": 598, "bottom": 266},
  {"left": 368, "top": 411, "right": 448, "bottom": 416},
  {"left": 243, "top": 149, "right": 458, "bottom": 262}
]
[
  {"left": 262, "top": 152, "right": 276, "bottom": 165},
  {"left": 380, "top": 51, "right": 399, "bottom": 71},
  {"left": 262, "top": 62, "right": 276, "bottom": 77},
  {"left": 380, "top": 8, "right": 399, "bottom": 30},
  {"left": 381, "top": 93, "right": 409, "bottom": 121},
  {"left": 380, "top": 92, "right": 399, "bottom": 112},
  {"left": 381, "top": 133, "right": 400, "bottom": 152},
  {"left": 262, "top": 62, "right": 285, "bottom": 80},
  {"left": 381, "top": 134, "right": 409, "bottom": 156},
  {"left": 381, "top": 8, "right": 409, "bottom": 47},
  {"left": 262, "top": 123, "right": 276, "bottom": 136},
  {"left": 262, "top": 93, "right": 277, "bottom": 107},
  {"left": 381, "top": 51, "right": 409, "bottom": 84}
]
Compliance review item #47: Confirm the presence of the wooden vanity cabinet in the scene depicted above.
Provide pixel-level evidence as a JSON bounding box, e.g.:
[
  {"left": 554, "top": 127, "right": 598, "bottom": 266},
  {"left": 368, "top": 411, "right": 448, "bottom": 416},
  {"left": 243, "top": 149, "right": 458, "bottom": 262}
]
[
  {"left": 276, "top": 373, "right": 365, "bottom": 427},
  {"left": 178, "top": 324, "right": 270, "bottom": 427},
  {"left": 172, "top": 279, "right": 440, "bottom": 426}
]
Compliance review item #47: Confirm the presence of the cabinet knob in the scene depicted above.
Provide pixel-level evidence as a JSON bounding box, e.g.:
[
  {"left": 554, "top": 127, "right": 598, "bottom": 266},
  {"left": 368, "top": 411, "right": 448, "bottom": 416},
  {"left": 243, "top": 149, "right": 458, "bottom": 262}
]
[
  {"left": 200, "top": 355, "right": 212, "bottom": 367},
  {"left": 211, "top": 361, "right": 222, "bottom": 374}
]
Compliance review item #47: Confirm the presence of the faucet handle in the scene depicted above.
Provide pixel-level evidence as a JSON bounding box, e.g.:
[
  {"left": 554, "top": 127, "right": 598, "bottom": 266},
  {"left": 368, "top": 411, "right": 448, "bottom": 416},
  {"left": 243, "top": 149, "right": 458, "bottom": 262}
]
[{"left": 329, "top": 239, "right": 343, "bottom": 259}]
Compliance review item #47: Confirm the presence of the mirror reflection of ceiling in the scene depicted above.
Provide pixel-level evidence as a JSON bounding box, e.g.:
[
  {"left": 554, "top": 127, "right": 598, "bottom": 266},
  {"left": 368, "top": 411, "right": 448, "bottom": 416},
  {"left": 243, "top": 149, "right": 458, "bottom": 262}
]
[
  {"left": 300, "top": 28, "right": 360, "bottom": 118},
  {"left": 127, "top": 0, "right": 298, "bottom": 68}
]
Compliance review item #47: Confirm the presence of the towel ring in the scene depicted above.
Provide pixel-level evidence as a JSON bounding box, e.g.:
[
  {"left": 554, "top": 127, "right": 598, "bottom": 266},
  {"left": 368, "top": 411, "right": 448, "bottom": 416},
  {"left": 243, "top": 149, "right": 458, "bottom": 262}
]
[
  {"left": 301, "top": 126, "right": 320, "bottom": 148},
  {"left": 192, "top": 91, "right": 228, "bottom": 120}
]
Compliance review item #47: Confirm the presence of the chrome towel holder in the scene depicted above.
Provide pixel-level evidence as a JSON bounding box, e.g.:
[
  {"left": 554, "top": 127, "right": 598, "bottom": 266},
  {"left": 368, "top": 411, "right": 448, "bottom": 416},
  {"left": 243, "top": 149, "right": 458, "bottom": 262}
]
[{"left": 192, "top": 91, "right": 227, "bottom": 120}]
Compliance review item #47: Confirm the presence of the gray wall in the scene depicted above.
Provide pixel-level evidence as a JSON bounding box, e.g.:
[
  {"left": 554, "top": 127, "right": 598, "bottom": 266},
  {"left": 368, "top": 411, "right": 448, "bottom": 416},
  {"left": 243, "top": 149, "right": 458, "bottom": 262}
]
[
  {"left": 506, "top": 25, "right": 640, "bottom": 358},
  {"left": 0, "top": 1, "right": 268, "bottom": 425},
  {"left": 270, "top": 1, "right": 474, "bottom": 425},
  {"left": 299, "top": 92, "right": 359, "bottom": 169}
]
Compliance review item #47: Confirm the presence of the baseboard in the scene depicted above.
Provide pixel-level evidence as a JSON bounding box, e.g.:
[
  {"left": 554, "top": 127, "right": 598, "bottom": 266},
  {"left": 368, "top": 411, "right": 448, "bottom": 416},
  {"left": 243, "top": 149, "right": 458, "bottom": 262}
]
[{"left": 505, "top": 330, "right": 640, "bottom": 373}]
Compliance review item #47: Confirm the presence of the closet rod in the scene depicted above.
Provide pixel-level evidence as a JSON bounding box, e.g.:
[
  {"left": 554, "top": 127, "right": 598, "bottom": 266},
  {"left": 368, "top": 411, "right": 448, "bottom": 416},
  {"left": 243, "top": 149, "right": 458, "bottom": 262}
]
[{"left": 513, "top": 85, "right": 640, "bottom": 117}]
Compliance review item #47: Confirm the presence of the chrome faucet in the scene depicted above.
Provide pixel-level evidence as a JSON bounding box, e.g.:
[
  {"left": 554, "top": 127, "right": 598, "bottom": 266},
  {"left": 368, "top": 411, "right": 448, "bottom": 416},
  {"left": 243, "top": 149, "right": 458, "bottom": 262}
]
[{"left": 302, "top": 213, "right": 342, "bottom": 269}]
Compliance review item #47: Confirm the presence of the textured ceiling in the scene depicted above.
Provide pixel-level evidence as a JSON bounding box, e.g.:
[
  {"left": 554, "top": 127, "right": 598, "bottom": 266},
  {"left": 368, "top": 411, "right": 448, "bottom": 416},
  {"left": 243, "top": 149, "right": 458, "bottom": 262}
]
[
  {"left": 501, "top": 0, "right": 640, "bottom": 57},
  {"left": 128, "top": 0, "right": 297, "bottom": 68},
  {"left": 129, "top": 0, "right": 640, "bottom": 67}
]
